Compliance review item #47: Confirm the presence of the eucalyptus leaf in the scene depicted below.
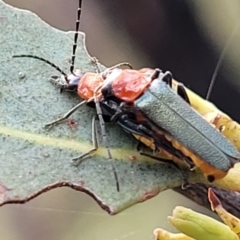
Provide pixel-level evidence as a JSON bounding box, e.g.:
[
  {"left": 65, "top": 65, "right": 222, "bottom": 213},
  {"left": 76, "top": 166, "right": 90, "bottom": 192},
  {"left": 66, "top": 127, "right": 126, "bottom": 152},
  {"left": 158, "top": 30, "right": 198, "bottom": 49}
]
[{"left": 0, "top": 0, "right": 186, "bottom": 214}]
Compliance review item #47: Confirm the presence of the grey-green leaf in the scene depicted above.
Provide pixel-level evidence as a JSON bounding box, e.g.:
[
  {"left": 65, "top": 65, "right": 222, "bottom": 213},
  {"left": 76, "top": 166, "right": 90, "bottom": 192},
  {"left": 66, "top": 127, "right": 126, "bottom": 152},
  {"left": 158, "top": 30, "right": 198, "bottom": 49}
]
[{"left": 0, "top": 0, "right": 186, "bottom": 214}]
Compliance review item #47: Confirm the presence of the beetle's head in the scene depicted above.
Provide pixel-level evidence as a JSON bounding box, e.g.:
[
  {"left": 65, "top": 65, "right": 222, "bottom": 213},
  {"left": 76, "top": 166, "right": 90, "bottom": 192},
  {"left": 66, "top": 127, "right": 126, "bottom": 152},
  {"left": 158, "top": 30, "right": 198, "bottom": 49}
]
[{"left": 50, "top": 68, "right": 85, "bottom": 92}]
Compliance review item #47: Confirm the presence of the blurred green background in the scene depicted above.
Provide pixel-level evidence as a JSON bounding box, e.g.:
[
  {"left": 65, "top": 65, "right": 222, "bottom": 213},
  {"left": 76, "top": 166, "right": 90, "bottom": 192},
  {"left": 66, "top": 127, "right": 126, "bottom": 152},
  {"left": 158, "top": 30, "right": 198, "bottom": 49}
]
[{"left": 2, "top": 0, "right": 240, "bottom": 239}]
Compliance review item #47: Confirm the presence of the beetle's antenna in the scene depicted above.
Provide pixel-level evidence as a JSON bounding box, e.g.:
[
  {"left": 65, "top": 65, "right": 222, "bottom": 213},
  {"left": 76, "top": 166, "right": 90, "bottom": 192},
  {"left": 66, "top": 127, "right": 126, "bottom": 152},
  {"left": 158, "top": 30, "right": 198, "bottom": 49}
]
[
  {"left": 13, "top": 55, "right": 67, "bottom": 76},
  {"left": 70, "top": 0, "right": 83, "bottom": 74},
  {"left": 13, "top": 0, "right": 83, "bottom": 77}
]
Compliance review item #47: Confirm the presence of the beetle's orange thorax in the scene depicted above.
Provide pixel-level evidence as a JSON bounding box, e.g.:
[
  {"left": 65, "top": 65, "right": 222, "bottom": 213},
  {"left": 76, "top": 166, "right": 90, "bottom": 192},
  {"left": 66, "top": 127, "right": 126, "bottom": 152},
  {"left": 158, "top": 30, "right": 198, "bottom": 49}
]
[
  {"left": 77, "top": 72, "right": 104, "bottom": 100},
  {"left": 109, "top": 69, "right": 152, "bottom": 102}
]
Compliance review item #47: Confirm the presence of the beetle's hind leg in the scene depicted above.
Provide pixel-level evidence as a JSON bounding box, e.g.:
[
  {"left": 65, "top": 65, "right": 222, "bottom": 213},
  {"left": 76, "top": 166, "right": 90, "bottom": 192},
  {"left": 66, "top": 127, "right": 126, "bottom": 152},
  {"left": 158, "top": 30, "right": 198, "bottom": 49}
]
[
  {"left": 176, "top": 83, "right": 191, "bottom": 104},
  {"left": 161, "top": 70, "right": 191, "bottom": 105},
  {"left": 138, "top": 145, "right": 189, "bottom": 189},
  {"left": 161, "top": 71, "right": 173, "bottom": 87},
  {"left": 72, "top": 116, "right": 98, "bottom": 165}
]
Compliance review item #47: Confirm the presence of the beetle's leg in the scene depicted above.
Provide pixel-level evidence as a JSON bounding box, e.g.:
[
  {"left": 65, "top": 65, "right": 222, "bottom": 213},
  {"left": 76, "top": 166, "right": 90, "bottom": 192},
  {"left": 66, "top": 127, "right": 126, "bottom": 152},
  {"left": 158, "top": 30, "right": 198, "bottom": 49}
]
[
  {"left": 137, "top": 145, "right": 189, "bottom": 189},
  {"left": 44, "top": 100, "right": 87, "bottom": 130},
  {"left": 177, "top": 83, "right": 191, "bottom": 104},
  {"left": 72, "top": 116, "right": 98, "bottom": 164},
  {"left": 150, "top": 68, "right": 161, "bottom": 81},
  {"left": 161, "top": 71, "right": 173, "bottom": 87},
  {"left": 107, "top": 62, "right": 133, "bottom": 70},
  {"left": 90, "top": 89, "right": 120, "bottom": 191},
  {"left": 91, "top": 57, "right": 101, "bottom": 73},
  {"left": 91, "top": 57, "right": 133, "bottom": 76},
  {"left": 110, "top": 102, "right": 132, "bottom": 122}
]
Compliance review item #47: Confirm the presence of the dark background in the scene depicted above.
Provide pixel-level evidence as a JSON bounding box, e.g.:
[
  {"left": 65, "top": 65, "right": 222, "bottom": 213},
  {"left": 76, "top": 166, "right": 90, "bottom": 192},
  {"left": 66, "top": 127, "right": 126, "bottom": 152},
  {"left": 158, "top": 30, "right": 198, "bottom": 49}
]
[
  {"left": 2, "top": 0, "right": 240, "bottom": 240},
  {"left": 5, "top": 0, "right": 240, "bottom": 120},
  {"left": 99, "top": 0, "right": 240, "bottom": 120}
]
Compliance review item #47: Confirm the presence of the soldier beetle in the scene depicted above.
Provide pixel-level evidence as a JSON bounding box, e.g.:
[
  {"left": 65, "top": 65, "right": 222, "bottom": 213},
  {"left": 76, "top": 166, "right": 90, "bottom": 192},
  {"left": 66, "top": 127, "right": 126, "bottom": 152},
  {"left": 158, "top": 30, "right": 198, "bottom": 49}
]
[{"left": 13, "top": 0, "right": 240, "bottom": 190}]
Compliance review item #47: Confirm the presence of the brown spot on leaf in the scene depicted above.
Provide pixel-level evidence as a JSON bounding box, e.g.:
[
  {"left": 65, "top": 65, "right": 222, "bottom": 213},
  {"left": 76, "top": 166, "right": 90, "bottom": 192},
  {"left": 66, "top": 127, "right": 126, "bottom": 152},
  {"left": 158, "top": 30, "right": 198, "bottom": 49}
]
[
  {"left": 139, "top": 188, "right": 160, "bottom": 202},
  {"left": 0, "top": 182, "right": 9, "bottom": 203}
]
